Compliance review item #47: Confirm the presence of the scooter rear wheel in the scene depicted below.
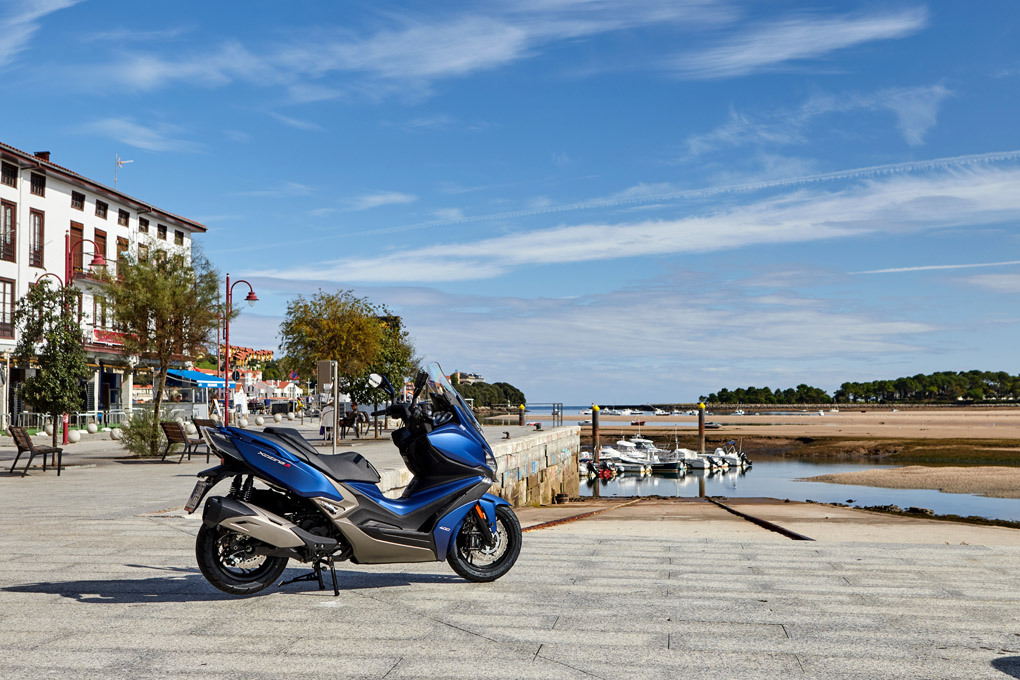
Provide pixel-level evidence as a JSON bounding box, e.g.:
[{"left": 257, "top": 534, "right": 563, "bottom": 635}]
[
  {"left": 448, "top": 505, "right": 521, "bottom": 582},
  {"left": 196, "top": 524, "right": 289, "bottom": 596}
]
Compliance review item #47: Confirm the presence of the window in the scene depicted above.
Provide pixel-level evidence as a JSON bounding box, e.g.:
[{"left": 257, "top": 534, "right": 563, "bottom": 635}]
[
  {"left": 157, "top": 224, "right": 167, "bottom": 240},
  {"left": 71, "top": 191, "right": 85, "bottom": 210},
  {"left": 0, "top": 200, "right": 15, "bottom": 263},
  {"left": 94, "top": 229, "right": 107, "bottom": 262},
  {"left": 138, "top": 217, "right": 149, "bottom": 233},
  {"left": 118, "top": 209, "right": 130, "bottom": 226},
  {"left": 138, "top": 244, "right": 148, "bottom": 262},
  {"left": 1, "top": 162, "right": 16, "bottom": 188},
  {"left": 29, "top": 209, "right": 44, "bottom": 268},
  {"left": 175, "top": 229, "right": 184, "bottom": 245},
  {"left": 0, "top": 278, "right": 13, "bottom": 338},
  {"left": 70, "top": 222, "right": 84, "bottom": 273},
  {"left": 30, "top": 173, "right": 45, "bottom": 197},
  {"left": 95, "top": 200, "right": 108, "bottom": 219},
  {"left": 93, "top": 298, "right": 108, "bottom": 330}
]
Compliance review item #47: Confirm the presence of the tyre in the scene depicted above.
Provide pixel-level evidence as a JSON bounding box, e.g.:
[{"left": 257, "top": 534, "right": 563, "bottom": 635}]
[
  {"left": 448, "top": 505, "right": 521, "bottom": 582},
  {"left": 195, "top": 524, "right": 289, "bottom": 596}
]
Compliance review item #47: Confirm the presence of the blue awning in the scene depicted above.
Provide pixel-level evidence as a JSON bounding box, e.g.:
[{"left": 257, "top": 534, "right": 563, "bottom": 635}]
[{"left": 167, "top": 369, "right": 235, "bottom": 389}]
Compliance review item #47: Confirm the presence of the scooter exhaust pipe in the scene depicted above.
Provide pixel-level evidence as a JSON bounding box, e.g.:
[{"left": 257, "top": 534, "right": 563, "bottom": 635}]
[{"left": 203, "top": 496, "right": 338, "bottom": 553}]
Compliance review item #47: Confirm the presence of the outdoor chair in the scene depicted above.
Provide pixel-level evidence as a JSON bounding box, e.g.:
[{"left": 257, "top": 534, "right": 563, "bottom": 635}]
[
  {"left": 339, "top": 411, "right": 366, "bottom": 439},
  {"left": 159, "top": 421, "right": 206, "bottom": 463},
  {"left": 8, "top": 426, "right": 63, "bottom": 476}
]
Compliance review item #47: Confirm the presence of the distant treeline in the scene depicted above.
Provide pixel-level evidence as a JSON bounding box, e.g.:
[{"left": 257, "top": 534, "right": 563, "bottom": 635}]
[
  {"left": 707, "top": 370, "right": 1020, "bottom": 404},
  {"left": 453, "top": 380, "right": 525, "bottom": 408}
]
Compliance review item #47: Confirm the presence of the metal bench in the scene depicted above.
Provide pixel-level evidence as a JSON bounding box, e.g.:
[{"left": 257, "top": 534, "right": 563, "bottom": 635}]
[
  {"left": 159, "top": 421, "right": 206, "bottom": 463},
  {"left": 8, "top": 426, "right": 63, "bottom": 476}
]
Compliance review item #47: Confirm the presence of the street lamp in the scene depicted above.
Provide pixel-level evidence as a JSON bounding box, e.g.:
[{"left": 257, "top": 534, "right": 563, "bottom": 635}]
[
  {"left": 64, "top": 230, "right": 108, "bottom": 285},
  {"left": 223, "top": 273, "right": 257, "bottom": 426}
]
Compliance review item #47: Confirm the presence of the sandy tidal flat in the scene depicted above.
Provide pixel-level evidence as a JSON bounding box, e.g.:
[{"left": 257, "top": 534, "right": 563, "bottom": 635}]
[{"left": 801, "top": 465, "right": 1020, "bottom": 499}]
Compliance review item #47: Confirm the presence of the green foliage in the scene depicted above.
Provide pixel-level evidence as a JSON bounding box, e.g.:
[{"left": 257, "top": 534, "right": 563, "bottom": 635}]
[
  {"left": 99, "top": 247, "right": 220, "bottom": 455},
  {"left": 279, "top": 291, "right": 416, "bottom": 405},
  {"left": 707, "top": 370, "right": 1020, "bottom": 404},
  {"left": 14, "top": 281, "right": 90, "bottom": 448},
  {"left": 455, "top": 381, "right": 526, "bottom": 408},
  {"left": 261, "top": 359, "right": 284, "bottom": 381},
  {"left": 708, "top": 384, "right": 832, "bottom": 404},
  {"left": 834, "top": 370, "right": 1020, "bottom": 403},
  {"left": 119, "top": 409, "right": 166, "bottom": 458}
]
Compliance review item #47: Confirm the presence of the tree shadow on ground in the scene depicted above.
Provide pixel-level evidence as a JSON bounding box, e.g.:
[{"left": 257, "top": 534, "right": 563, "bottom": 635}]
[
  {"left": 993, "top": 656, "right": 1020, "bottom": 678},
  {"left": 3, "top": 565, "right": 460, "bottom": 603}
]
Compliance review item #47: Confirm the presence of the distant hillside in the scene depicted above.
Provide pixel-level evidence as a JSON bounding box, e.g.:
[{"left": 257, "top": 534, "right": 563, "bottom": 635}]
[{"left": 453, "top": 380, "right": 525, "bottom": 408}]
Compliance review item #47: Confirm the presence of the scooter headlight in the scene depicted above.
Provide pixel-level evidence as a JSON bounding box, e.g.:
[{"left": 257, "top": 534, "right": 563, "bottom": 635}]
[{"left": 484, "top": 450, "right": 498, "bottom": 476}]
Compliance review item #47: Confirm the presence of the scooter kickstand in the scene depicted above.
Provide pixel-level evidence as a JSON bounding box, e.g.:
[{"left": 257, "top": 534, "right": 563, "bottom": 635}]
[{"left": 327, "top": 557, "right": 339, "bottom": 596}]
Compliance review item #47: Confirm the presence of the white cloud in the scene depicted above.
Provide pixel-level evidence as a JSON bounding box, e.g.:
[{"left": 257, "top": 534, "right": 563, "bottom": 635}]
[
  {"left": 349, "top": 191, "right": 418, "bottom": 211},
  {"left": 854, "top": 260, "right": 1020, "bottom": 275},
  {"left": 432, "top": 208, "right": 465, "bottom": 220},
  {"left": 671, "top": 7, "right": 927, "bottom": 79},
  {"left": 0, "top": 0, "right": 80, "bottom": 69},
  {"left": 234, "top": 181, "right": 314, "bottom": 198},
  {"left": 686, "top": 84, "right": 952, "bottom": 155},
  {"left": 963, "top": 273, "right": 1020, "bottom": 294},
  {"left": 250, "top": 164, "right": 1020, "bottom": 283},
  {"left": 78, "top": 116, "right": 202, "bottom": 152},
  {"left": 267, "top": 112, "right": 323, "bottom": 131},
  {"left": 68, "top": 2, "right": 735, "bottom": 97},
  {"left": 245, "top": 278, "right": 936, "bottom": 401}
]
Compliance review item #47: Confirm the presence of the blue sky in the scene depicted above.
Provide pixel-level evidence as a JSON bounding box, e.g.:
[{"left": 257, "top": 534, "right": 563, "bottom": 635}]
[{"left": 4, "top": 0, "right": 1020, "bottom": 403}]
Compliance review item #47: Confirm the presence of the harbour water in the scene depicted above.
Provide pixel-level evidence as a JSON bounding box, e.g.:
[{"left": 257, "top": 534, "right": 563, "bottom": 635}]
[{"left": 581, "top": 459, "right": 1020, "bottom": 522}]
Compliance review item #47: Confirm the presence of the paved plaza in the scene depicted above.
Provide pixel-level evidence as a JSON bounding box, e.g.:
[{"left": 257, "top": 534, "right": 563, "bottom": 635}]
[{"left": 2, "top": 451, "right": 1020, "bottom": 678}]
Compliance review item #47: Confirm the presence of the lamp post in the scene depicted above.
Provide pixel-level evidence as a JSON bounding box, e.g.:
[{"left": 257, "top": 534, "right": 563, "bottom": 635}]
[
  {"left": 223, "top": 273, "right": 257, "bottom": 426},
  {"left": 32, "top": 235, "right": 107, "bottom": 446},
  {"left": 64, "top": 231, "right": 108, "bottom": 285}
]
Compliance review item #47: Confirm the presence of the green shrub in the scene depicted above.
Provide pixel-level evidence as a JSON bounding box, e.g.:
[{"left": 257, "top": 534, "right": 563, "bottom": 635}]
[{"left": 120, "top": 410, "right": 167, "bottom": 458}]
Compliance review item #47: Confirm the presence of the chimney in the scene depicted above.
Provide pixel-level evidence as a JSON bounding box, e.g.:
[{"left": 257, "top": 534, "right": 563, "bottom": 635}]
[{"left": 34, "top": 151, "right": 50, "bottom": 162}]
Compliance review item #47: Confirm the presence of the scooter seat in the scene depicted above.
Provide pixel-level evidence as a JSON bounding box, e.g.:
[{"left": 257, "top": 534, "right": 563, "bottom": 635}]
[
  {"left": 258, "top": 427, "right": 381, "bottom": 484},
  {"left": 314, "top": 451, "right": 381, "bottom": 484}
]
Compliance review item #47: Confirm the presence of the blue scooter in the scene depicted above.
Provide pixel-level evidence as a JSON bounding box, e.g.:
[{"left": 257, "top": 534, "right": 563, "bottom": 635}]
[{"left": 184, "top": 363, "right": 520, "bottom": 595}]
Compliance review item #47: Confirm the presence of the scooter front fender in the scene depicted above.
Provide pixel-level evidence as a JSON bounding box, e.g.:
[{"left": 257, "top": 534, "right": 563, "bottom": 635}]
[{"left": 434, "top": 493, "right": 510, "bottom": 559}]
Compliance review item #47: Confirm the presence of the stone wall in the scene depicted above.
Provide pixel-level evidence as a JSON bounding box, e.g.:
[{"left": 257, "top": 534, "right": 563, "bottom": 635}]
[
  {"left": 489, "top": 426, "right": 581, "bottom": 506},
  {"left": 377, "top": 426, "right": 581, "bottom": 507}
]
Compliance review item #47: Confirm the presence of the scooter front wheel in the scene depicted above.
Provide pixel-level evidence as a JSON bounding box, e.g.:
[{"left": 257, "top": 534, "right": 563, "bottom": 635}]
[
  {"left": 196, "top": 524, "right": 289, "bottom": 596},
  {"left": 448, "top": 505, "right": 521, "bottom": 582}
]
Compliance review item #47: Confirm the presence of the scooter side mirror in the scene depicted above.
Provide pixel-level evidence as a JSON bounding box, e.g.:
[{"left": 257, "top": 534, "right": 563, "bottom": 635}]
[{"left": 369, "top": 373, "right": 397, "bottom": 399}]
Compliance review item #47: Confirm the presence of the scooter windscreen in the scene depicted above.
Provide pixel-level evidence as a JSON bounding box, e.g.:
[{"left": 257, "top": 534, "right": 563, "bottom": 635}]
[{"left": 418, "top": 362, "right": 484, "bottom": 436}]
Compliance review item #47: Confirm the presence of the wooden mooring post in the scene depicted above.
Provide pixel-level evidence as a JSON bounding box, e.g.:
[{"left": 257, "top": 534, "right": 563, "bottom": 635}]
[
  {"left": 698, "top": 402, "right": 706, "bottom": 498},
  {"left": 591, "top": 404, "right": 600, "bottom": 499}
]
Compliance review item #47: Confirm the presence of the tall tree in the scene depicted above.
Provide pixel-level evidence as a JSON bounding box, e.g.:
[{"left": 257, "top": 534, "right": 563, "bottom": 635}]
[
  {"left": 100, "top": 248, "right": 220, "bottom": 455},
  {"left": 281, "top": 289, "right": 412, "bottom": 401},
  {"left": 14, "top": 281, "right": 90, "bottom": 448}
]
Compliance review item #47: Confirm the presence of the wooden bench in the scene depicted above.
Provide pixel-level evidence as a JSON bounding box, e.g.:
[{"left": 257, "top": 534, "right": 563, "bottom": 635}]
[
  {"left": 8, "top": 426, "right": 63, "bottom": 476},
  {"left": 159, "top": 421, "right": 206, "bottom": 463}
]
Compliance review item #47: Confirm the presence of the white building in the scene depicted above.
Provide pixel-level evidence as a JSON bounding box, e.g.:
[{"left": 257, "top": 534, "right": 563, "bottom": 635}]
[{"left": 0, "top": 141, "right": 206, "bottom": 425}]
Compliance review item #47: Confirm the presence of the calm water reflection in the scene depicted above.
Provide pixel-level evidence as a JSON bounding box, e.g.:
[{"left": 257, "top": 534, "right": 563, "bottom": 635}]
[{"left": 581, "top": 459, "right": 1020, "bottom": 522}]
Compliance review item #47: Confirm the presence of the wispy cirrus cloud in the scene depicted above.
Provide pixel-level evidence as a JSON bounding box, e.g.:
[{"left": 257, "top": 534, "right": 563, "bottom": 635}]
[
  {"left": 685, "top": 84, "right": 951, "bottom": 156},
  {"left": 67, "top": 2, "right": 736, "bottom": 98},
  {"left": 349, "top": 191, "right": 417, "bottom": 211},
  {"left": 267, "top": 111, "right": 322, "bottom": 131},
  {"left": 671, "top": 7, "right": 927, "bottom": 79},
  {"left": 78, "top": 116, "right": 202, "bottom": 152},
  {"left": 250, "top": 163, "right": 1020, "bottom": 283},
  {"left": 234, "top": 181, "right": 314, "bottom": 198},
  {"left": 853, "top": 260, "right": 1020, "bottom": 275},
  {"left": 0, "top": 0, "right": 80, "bottom": 69},
  {"left": 963, "top": 273, "right": 1020, "bottom": 294}
]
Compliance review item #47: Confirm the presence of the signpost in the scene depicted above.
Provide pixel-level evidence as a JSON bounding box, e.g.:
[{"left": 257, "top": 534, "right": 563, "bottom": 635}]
[{"left": 317, "top": 360, "right": 339, "bottom": 453}]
